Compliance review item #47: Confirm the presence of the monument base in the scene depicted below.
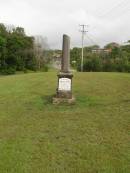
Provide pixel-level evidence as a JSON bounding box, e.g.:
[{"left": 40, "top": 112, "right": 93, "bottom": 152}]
[
  {"left": 53, "top": 72, "right": 75, "bottom": 104},
  {"left": 53, "top": 96, "right": 75, "bottom": 105}
]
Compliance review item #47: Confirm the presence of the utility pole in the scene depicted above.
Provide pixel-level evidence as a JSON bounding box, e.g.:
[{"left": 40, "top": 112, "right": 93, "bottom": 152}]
[{"left": 79, "top": 24, "right": 88, "bottom": 72}]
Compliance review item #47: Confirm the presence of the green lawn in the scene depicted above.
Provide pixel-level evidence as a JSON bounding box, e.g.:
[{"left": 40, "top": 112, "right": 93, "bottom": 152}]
[{"left": 0, "top": 72, "right": 129, "bottom": 173}]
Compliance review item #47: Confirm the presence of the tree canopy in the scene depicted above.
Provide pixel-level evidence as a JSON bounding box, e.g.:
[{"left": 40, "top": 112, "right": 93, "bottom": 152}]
[{"left": 70, "top": 43, "right": 130, "bottom": 72}]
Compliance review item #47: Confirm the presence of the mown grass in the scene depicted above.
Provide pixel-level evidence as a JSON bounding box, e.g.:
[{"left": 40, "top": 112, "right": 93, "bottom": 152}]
[{"left": 0, "top": 72, "right": 129, "bottom": 173}]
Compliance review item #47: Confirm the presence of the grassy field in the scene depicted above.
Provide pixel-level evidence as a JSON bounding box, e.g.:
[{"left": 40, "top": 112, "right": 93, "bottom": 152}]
[{"left": 0, "top": 72, "right": 129, "bottom": 173}]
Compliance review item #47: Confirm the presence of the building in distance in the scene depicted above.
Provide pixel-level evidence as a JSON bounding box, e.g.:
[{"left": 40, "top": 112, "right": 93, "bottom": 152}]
[{"left": 92, "top": 48, "right": 112, "bottom": 54}]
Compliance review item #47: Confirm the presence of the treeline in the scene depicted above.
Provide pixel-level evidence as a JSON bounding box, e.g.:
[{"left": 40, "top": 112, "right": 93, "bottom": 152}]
[
  {"left": 1, "top": 22, "right": 130, "bottom": 74},
  {"left": 0, "top": 23, "right": 50, "bottom": 75},
  {"left": 70, "top": 43, "right": 130, "bottom": 72}
]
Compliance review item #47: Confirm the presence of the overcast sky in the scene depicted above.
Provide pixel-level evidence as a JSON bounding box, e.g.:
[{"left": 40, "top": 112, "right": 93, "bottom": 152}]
[{"left": 0, "top": 0, "right": 130, "bottom": 49}]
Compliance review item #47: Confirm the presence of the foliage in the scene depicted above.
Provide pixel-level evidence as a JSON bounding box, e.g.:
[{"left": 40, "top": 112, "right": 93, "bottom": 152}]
[
  {"left": 104, "top": 42, "right": 120, "bottom": 49},
  {"left": 83, "top": 54, "right": 103, "bottom": 72},
  {"left": 0, "top": 23, "right": 50, "bottom": 75},
  {"left": 1, "top": 66, "right": 16, "bottom": 75},
  {"left": 40, "top": 64, "right": 49, "bottom": 72},
  {"left": 70, "top": 47, "right": 81, "bottom": 69},
  {"left": 70, "top": 43, "right": 130, "bottom": 72}
]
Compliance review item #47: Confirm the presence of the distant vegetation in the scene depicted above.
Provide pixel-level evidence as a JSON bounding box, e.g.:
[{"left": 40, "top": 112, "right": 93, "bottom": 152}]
[
  {"left": 0, "top": 23, "right": 130, "bottom": 75},
  {"left": 0, "top": 23, "right": 51, "bottom": 75},
  {"left": 70, "top": 42, "right": 130, "bottom": 72}
]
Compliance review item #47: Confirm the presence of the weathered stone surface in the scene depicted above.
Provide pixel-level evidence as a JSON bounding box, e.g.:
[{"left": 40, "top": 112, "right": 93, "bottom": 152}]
[
  {"left": 53, "top": 97, "right": 75, "bottom": 105},
  {"left": 57, "top": 72, "right": 73, "bottom": 99},
  {"left": 53, "top": 34, "right": 75, "bottom": 104},
  {"left": 56, "top": 90, "right": 72, "bottom": 99},
  {"left": 61, "top": 35, "right": 70, "bottom": 73}
]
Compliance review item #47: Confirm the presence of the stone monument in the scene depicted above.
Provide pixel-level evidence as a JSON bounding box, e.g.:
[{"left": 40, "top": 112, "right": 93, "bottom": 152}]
[{"left": 53, "top": 34, "right": 75, "bottom": 104}]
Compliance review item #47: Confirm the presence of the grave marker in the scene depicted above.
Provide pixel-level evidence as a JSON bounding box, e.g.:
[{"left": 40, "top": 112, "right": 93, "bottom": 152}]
[{"left": 53, "top": 34, "right": 75, "bottom": 104}]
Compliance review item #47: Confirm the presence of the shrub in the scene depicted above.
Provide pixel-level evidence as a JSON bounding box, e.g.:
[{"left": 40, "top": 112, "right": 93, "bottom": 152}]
[
  {"left": 1, "top": 67, "right": 16, "bottom": 75},
  {"left": 40, "top": 65, "right": 49, "bottom": 72},
  {"left": 83, "top": 56, "right": 102, "bottom": 72}
]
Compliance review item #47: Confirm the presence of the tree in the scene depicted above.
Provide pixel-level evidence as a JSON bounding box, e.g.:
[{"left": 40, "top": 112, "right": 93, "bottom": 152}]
[
  {"left": 70, "top": 47, "right": 81, "bottom": 69},
  {"left": 0, "top": 23, "right": 36, "bottom": 74},
  {"left": 104, "top": 42, "right": 120, "bottom": 49},
  {"left": 12, "top": 27, "right": 25, "bottom": 36},
  {"left": 83, "top": 54, "right": 102, "bottom": 72},
  {"left": 34, "top": 36, "right": 50, "bottom": 70}
]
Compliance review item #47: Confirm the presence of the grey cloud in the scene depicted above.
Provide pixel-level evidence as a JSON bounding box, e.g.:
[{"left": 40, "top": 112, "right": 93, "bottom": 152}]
[{"left": 0, "top": 0, "right": 130, "bottom": 49}]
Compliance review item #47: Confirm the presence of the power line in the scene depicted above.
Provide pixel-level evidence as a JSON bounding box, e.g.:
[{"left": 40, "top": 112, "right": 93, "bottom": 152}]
[
  {"left": 79, "top": 24, "right": 88, "bottom": 72},
  {"left": 86, "top": 34, "right": 98, "bottom": 46},
  {"left": 99, "top": 0, "right": 130, "bottom": 18},
  {"left": 88, "top": 32, "right": 109, "bottom": 46},
  {"left": 105, "top": 5, "right": 130, "bottom": 19}
]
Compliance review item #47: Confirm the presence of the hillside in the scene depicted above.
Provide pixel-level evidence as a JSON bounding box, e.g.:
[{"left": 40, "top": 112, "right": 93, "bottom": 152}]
[{"left": 0, "top": 72, "right": 129, "bottom": 173}]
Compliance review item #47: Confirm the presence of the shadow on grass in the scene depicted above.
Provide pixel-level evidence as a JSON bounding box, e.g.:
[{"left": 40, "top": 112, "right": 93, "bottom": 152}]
[
  {"left": 40, "top": 95, "right": 76, "bottom": 112},
  {"left": 41, "top": 95, "right": 53, "bottom": 105},
  {"left": 41, "top": 94, "right": 100, "bottom": 109},
  {"left": 32, "top": 95, "right": 130, "bottom": 112}
]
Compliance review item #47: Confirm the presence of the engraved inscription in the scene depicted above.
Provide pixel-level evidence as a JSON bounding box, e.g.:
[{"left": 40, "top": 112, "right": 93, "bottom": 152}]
[{"left": 58, "top": 78, "right": 71, "bottom": 91}]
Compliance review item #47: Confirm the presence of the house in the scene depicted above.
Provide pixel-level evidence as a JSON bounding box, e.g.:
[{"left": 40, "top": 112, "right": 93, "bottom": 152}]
[{"left": 92, "top": 48, "right": 111, "bottom": 54}]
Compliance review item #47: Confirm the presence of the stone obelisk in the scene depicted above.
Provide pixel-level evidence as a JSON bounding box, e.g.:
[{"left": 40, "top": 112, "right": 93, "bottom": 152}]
[
  {"left": 61, "top": 34, "right": 70, "bottom": 73},
  {"left": 53, "top": 34, "right": 75, "bottom": 104}
]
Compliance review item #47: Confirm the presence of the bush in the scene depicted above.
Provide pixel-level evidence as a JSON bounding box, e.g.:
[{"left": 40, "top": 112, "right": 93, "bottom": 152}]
[
  {"left": 102, "top": 61, "right": 117, "bottom": 72},
  {"left": 40, "top": 65, "right": 49, "bottom": 72},
  {"left": 23, "top": 68, "right": 28, "bottom": 73},
  {"left": 83, "top": 56, "right": 103, "bottom": 72},
  {"left": 1, "top": 67, "right": 16, "bottom": 75},
  {"left": 123, "top": 64, "right": 130, "bottom": 72}
]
